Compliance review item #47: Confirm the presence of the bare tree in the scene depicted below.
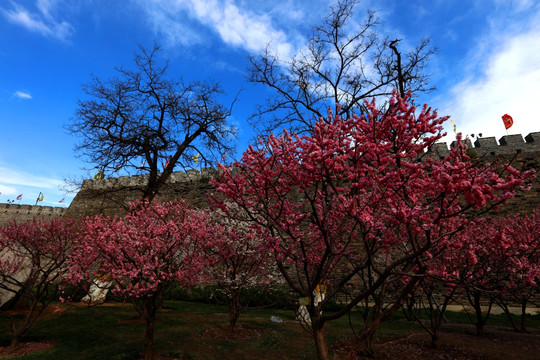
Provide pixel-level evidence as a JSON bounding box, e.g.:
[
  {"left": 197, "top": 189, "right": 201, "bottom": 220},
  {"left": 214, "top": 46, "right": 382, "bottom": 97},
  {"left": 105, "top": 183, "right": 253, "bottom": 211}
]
[
  {"left": 68, "top": 45, "right": 237, "bottom": 200},
  {"left": 248, "top": 0, "right": 435, "bottom": 136}
]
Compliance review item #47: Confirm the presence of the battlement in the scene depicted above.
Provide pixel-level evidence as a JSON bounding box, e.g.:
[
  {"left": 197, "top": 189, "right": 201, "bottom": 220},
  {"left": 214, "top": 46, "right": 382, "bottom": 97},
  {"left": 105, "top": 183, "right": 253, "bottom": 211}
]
[
  {"left": 78, "top": 133, "right": 540, "bottom": 191},
  {"left": 0, "top": 203, "right": 66, "bottom": 226},
  {"left": 66, "top": 131, "right": 540, "bottom": 219},
  {"left": 80, "top": 168, "right": 217, "bottom": 190},
  {"left": 66, "top": 168, "right": 218, "bottom": 218},
  {"left": 428, "top": 132, "right": 540, "bottom": 157}
]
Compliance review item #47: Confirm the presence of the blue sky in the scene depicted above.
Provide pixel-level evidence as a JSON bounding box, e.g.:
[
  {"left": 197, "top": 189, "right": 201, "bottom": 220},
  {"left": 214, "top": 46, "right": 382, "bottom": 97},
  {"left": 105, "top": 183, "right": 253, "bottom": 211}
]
[{"left": 1, "top": 0, "right": 539, "bottom": 207}]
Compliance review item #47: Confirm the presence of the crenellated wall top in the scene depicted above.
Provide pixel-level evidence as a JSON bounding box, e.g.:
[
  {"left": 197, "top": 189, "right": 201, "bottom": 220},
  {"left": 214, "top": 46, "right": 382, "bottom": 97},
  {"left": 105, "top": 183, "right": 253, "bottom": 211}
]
[
  {"left": 428, "top": 132, "right": 540, "bottom": 157},
  {"left": 0, "top": 203, "right": 66, "bottom": 225},
  {"left": 80, "top": 168, "right": 217, "bottom": 190}
]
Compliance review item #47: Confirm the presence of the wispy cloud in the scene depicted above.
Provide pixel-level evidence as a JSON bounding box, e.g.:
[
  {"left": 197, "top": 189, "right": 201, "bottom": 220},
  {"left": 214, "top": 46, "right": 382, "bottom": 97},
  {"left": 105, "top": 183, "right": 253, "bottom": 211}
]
[
  {"left": 1, "top": 0, "right": 73, "bottom": 41},
  {"left": 439, "top": 5, "right": 540, "bottom": 142},
  {"left": 13, "top": 90, "right": 32, "bottom": 100},
  {"left": 0, "top": 165, "right": 64, "bottom": 191},
  {"left": 0, "top": 164, "right": 68, "bottom": 205},
  {"left": 133, "top": 0, "right": 295, "bottom": 59},
  {"left": 0, "top": 184, "right": 17, "bottom": 197}
]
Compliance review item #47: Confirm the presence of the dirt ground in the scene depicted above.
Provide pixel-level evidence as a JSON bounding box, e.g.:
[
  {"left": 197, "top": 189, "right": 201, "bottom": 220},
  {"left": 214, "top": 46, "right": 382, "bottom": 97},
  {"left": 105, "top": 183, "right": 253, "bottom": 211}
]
[
  {"left": 334, "top": 324, "right": 540, "bottom": 360},
  {"left": 0, "top": 341, "right": 54, "bottom": 359}
]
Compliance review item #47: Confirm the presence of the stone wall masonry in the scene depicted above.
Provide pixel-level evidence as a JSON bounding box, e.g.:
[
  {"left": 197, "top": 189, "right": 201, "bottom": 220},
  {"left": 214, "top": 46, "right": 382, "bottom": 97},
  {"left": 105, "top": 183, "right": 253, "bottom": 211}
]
[
  {"left": 79, "top": 168, "right": 217, "bottom": 191},
  {"left": 427, "top": 132, "right": 540, "bottom": 217},
  {"left": 0, "top": 204, "right": 66, "bottom": 226},
  {"left": 66, "top": 132, "right": 540, "bottom": 219},
  {"left": 428, "top": 132, "right": 540, "bottom": 158},
  {"left": 64, "top": 168, "right": 218, "bottom": 218}
]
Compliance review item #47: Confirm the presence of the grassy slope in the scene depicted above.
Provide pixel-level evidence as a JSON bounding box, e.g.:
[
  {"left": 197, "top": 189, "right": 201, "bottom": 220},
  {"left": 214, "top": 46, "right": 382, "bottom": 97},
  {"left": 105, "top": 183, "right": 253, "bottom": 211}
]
[{"left": 0, "top": 301, "right": 538, "bottom": 359}]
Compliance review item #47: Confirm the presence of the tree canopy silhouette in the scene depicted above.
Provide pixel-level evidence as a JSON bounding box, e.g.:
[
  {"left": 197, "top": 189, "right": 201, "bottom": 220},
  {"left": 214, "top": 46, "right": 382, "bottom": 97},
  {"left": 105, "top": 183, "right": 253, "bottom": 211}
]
[{"left": 68, "top": 45, "right": 237, "bottom": 200}]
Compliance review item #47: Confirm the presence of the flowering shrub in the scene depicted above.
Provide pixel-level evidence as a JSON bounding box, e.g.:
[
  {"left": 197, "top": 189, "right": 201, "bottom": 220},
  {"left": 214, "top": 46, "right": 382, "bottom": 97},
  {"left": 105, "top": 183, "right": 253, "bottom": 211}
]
[
  {"left": 66, "top": 200, "right": 210, "bottom": 360},
  {"left": 203, "top": 203, "right": 284, "bottom": 331},
  {"left": 214, "top": 92, "right": 532, "bottom": 359},
  {"left": 0, "top": 218, "right": 77, "bottom": 350},
  {"left": 456, "top": 211, "right": 540, "bottom": 332}
]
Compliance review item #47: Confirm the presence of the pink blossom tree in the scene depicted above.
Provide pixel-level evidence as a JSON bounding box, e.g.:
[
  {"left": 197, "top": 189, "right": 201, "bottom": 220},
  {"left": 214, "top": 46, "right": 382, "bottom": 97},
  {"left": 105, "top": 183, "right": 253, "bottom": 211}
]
[
  {"left": 213, "top": 93, "right": 532, "bottom": 359},
  {"left": 405, "top": 281, "right": 460, "bottom": 347},
  {"left": 478, "top": 212, "right": 540, "bottom": 332},
  {"left": 406, "top": 219, "right": 484, "bottom": 346},
  {"left": 446, "top": 218, "right": 503, "bottom": 336},
  {"left": 0, "top": 218, "right": 77, "bottom": 350},
  {"left": 204, "top": 203, "right": 283, "bottom": 332},
  {"left": 66, "top": 200, "right": 209, "bottom": 360},
  {"left": 425, "top": 210, "right": 539, "bottom": 337}
]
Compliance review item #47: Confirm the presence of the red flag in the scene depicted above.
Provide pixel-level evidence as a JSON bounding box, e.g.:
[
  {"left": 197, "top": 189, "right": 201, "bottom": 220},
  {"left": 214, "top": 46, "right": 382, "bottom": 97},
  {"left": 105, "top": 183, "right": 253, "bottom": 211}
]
[
  {"left": 502, "top": 114, "right": 513, "bottom": 130},
  {"left": 59, "top": 197, "right": 65, "bottom": 203}
]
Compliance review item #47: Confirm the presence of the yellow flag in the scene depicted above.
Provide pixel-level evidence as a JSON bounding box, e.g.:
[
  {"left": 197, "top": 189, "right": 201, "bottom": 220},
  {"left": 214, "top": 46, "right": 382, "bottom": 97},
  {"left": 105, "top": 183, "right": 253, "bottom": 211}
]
[
  {"left": 192, "top": 153, "right": 199, "bottom": 164},
  {"left": 37, "top": 193, "right": 44, "bottom": 202},
  {"left": 451, "top": 120, "right": 456, "bottom": 134},
  {"left": 93, "top": 169, "right": 104, "bottom": 180}
]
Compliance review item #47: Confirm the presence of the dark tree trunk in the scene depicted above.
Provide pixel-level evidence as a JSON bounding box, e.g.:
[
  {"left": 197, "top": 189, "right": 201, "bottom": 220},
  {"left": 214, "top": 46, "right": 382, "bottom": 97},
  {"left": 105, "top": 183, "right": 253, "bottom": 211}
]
[
  {"left": 144, "top": 315, "right": 155, "bottom": 360},
  {"left": 134, "top": 296, "right": 158, "bottom": 360},
  {"left": 9, "top": 335, "right": 20, "bottom": 351},
  {"left": 313, "top": 322, "right": 329, "bottom": 360},
  {"left": 431, "top": 331, "right": 440, "bottom": 349},
  {"left": 499, "top": 301, "right": 520, "bottom": 332},
  {"left": 8, "top": 293, "right": 50, "bottom": 351},
  {"left": 229, "top": 289, "right": 241, "bottom": 332},
  {"left": 472, "top": 292, "right": 484, "bottom": 336},
  {"left": 520, "top": 298, "right": 527, "bottom": 332},
  {"left": 356, "top": 316, "right": 382, "bottom": 357},
  {"left": 469, "top": 291, "right": 492, "bottom": 336}
]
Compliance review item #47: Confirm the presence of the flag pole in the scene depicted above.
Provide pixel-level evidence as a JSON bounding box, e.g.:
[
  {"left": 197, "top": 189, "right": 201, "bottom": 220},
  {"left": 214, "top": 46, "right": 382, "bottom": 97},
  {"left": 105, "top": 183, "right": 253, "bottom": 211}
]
[{"left": 35, "top": 192, "right": 42, "bottom": 205}]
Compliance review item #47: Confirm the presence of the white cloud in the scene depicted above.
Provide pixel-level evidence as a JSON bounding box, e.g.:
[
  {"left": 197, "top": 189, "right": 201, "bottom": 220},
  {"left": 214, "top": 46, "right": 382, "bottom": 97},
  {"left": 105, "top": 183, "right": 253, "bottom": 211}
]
[
  {"left": 133, "top": 0, "right": 295, "bottom": 59},
  {"left": 439, "top": 9, "right": 540, "bottom": 144},
  {"left": 1, "top": 0, "right": 73, "bottom": 41},
  {"left": 495, "top": 0, "right": 536, "bottom": 12},
  {"left": 0, "top": 165, "right": 64, "bottom": 190},
  {"left": 0, "top": 185, "right": 17, "bottom": 197},
  {"left": 133, "top": 0, "right": 203, "bottom": 47},
  {"left": 13, "top": 91, "right": 32, "bottom": 100},
  {"left": 0, "top": 164, "right": 69, "bottom": 205},
  {"left": 37, "top": 0, "right": 54, "bottom": 18}
]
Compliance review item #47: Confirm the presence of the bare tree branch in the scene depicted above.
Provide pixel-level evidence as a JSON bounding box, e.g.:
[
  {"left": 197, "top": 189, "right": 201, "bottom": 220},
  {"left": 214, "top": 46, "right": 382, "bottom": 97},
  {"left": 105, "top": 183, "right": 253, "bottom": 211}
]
[
  {"left": 67, "top": 44, "right": 237, "bottom": 201},
  {"left": 248, "top": 0, "right": 436, "bottom": 137}
]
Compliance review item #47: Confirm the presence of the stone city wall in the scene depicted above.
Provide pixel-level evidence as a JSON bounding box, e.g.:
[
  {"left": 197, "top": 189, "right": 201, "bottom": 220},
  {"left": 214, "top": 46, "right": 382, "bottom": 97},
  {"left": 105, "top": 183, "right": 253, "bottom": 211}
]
[
  {"left": 0, "top": 204, "right": 66, "bottom": 226},
  {"left": 64, "top": 132, "right": 540, "bottom": 219},
  {"left": 428, "top": 132, "right": 540, "bottom": 157},
  {"left": 64, "top": 168, "right": 217, "bottom": 218},
  {"left": 427, "top": 132, "right": 540, "bottom": 216}
]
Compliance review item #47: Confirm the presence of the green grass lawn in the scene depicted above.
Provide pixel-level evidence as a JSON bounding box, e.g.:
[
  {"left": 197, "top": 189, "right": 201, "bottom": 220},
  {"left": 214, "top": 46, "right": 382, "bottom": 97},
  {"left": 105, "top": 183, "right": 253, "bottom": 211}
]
[{"left": 1, "top": 301, "right": 538, "bottom": 359}]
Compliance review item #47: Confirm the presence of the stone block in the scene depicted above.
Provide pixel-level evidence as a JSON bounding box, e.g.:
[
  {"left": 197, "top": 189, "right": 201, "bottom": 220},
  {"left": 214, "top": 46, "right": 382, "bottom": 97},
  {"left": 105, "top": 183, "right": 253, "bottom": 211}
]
[
  {"left": 473, "top": 137, "right": 498, "bottom": 148},
  {"left": 499, "top": 134, "right": 525, "bottom": 146},
  {"left": 525, "top": 132, "right": 540, "bottom": 143}
]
